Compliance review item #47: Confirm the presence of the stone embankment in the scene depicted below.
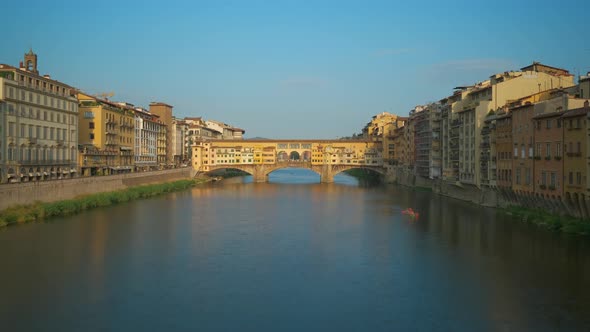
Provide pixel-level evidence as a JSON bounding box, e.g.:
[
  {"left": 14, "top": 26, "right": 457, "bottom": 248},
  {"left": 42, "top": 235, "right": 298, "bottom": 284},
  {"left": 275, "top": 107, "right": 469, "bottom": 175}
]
[
  {"left": 0, "top": 168, "right": 195, "bottom": 211},
  {"left": 391, "top": 170, "right": 590, "bottom": 234}
]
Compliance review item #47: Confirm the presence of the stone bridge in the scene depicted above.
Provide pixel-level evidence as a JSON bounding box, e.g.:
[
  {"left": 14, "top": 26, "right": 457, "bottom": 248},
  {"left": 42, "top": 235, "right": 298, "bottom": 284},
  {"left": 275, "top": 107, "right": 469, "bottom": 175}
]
[{"left": 191, "top": 139, "right": 384, "bottom": 183}]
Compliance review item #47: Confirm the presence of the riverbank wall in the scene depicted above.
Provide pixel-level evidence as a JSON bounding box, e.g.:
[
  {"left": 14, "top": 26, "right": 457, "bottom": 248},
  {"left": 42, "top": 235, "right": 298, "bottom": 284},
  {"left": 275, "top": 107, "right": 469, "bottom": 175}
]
[
  {"left": 0, "top": 168, "right": 194, "bottom": 211},
  {"left": 393, "top": 169, "right": 590, "bottom": 219}
]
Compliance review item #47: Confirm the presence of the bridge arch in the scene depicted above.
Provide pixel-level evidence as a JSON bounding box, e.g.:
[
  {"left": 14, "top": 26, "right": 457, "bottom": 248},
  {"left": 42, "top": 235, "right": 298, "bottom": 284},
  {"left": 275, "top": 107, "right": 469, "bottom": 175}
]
[
  {"left": 204, "top": 166, "right": 255, "bottom": 177},
  {"left": 277, "top": 151, "right": 288, "bottom": 161},
  {"left": 289, "top": 151, "right": 300, "bottom": 160},
  {"left": 332, "top": 165, "right": 386, "bottom": 176}
]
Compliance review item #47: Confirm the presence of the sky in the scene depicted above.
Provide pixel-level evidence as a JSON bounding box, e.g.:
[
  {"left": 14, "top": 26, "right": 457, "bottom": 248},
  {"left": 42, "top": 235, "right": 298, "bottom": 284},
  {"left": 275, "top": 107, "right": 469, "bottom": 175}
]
[{"left": 1, "top": 0, "right": 589, "bottom": 139}]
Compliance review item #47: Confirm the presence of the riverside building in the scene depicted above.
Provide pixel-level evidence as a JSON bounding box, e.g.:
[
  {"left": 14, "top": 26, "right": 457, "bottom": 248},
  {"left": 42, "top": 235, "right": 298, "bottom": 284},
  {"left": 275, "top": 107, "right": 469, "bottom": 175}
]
[
  {"left": 77, "top": 92, "right": 134, "bottom": 176},
  {"left": 133, "top": 107, "right": 163, "bottom": 171},
  {"left": 0, "top": 50, "right": 79, "bottom": 183}
]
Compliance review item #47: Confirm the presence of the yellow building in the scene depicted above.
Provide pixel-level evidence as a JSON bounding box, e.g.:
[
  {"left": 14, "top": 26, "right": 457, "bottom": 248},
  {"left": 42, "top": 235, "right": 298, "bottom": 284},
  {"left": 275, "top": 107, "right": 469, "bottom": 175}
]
[
  {"left": 578, "top": 73, "right": 589, "bottom": 99},
  {"left": 382, "top": 117, "right": 407, "bottom": 166},
  {"left": 192, "top": 140, "right": 381, "bottom": 171},
  {"left": 149, "top": 102, "right": 173, "bottom": 166},
  {"left": 77, "top": 92, "right": 135, "bottom": 176},
  {"left": 362, "top": 112, "right": 399, "bottom": 139},
  {"left": 454, "top": 63, "right": 575, "bottom": 187},
  {"left": 0, "top": 50, "right": 79, "bottom": 183}
]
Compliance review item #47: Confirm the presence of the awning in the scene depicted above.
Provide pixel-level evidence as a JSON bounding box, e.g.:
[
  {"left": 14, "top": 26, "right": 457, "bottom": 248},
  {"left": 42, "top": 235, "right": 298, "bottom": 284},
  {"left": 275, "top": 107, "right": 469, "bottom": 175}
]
[
  {"left": 43, "top": 172, "right": 48, "bottom": 176},
  {"left": 36, "top": 172, "right": 41, "bottom": 176},
  {"left": 20, "top": 174, "right": 24, "bottom": 177},
  {"left": 62, "top": 170, "right": 68, "bottom": 174},
  {"left": 51, "top": 171, "right": 56, "bottom": 174},
  {"left": 28, "top": 173, "right": 33, "bottom": 177},
  {"left": 70, "top": 169, "right": 76, "bottom": 173},
  {"left": 7, "top": 174, "right": 13, "bottom": 178}
]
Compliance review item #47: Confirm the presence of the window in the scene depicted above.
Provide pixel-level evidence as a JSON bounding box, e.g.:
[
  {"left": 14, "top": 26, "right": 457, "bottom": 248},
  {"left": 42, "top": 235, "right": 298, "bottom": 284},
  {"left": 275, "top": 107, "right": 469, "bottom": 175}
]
[
  {"left": 546, "top": 143, "right": 551, "bottom": 157},
  {"left": 89, "top": 133, "right": 94, "bottom": 140},
  {"left": 556, "top": 143, "right": 562, "bottom": 157},
  {"left": 546, "top": 119, "right": 551, "bottom": 129},
  {"left": 516, "top": 168, "right": 521, "bottom": 185},
  {"left": 577, "top": 118, "right": 581, "bottom": 129},
  {"left": 521, "top": 144, "right": 525, "bottom": 159},
  {"left": 577, "top": 172, "right": 582, "bottom": 185},
  {"left": 541, "top": 171, "right": 547, "bottom": 185},
  {"left": 536, "top": 143, "right": 541, "bottom": 156},
  {"left": 577, "top": 142, "right": 581, "bottom": 153},
  {"left": 557, "top": 119, "right": 561, "bottom": 128},
  {"left": 525, "top": 168, "right": 531, "bottom": 185},
  {"left": 550, "top": 172, "right": 556, "bottom": 187},
  {"left": 89, "top": 122, "right": 95, "bottom": 129}
]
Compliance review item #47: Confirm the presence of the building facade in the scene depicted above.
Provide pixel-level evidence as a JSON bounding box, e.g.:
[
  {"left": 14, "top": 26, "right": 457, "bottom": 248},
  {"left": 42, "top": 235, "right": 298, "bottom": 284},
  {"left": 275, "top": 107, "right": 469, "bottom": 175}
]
[
  {"left": 133, "top": 107, "right": 160, "bottom": 171},
  {"left": 0, "top": 50, "right": 79, "bottom": 183},
  {"left": 149, "top": 102, "right": 173, "bottom": 166},
  {"left": 77, "top": 92, "right": 134, "bottom": 176},
  {"left": 562, "top": 106, "right": 589, "bottom": 198}
]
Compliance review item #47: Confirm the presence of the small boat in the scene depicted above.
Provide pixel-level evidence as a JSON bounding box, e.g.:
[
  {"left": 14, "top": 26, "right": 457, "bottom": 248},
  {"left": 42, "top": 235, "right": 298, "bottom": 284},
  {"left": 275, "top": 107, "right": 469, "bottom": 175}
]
[{"left": 402, "top": 208, "right": 419, "bottom": 220}]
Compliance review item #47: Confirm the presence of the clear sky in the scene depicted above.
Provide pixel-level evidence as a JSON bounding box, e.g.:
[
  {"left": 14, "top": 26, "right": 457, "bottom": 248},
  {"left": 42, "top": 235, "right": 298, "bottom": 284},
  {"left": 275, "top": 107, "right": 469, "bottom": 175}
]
[{"left": 2, "top": 0, "right": 589, "bottom": 139}]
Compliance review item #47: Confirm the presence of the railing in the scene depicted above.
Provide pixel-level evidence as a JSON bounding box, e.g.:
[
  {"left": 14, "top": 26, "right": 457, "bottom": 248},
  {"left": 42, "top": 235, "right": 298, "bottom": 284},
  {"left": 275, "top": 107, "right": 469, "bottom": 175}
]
[{"left": 13, "top": 160, "right": 72, "bottom": 165}]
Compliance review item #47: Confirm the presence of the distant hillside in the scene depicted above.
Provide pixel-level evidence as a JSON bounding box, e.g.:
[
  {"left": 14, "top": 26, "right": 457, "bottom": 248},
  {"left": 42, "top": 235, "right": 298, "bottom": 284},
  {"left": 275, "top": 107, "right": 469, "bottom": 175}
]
[{"left": 246, "top": 137, "right": 271, "bottom": 140}]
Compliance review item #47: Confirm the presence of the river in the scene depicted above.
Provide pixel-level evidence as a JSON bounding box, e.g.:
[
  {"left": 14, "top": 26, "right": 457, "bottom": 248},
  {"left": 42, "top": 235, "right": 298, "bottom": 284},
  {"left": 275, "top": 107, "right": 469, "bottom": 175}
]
[{"left": 1, "top": 169, "right": 589, "bottom": 331}]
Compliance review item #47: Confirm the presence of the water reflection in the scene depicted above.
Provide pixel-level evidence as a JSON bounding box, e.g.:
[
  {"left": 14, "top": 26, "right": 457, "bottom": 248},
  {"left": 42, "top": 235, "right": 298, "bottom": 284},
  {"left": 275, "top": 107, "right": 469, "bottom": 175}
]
[{"left": 0, "top": 169, "right": 589, "bottom": 331}]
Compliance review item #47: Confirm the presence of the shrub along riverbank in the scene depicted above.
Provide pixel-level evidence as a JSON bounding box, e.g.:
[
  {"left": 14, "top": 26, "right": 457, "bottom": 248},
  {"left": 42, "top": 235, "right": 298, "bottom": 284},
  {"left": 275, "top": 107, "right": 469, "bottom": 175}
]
[
  {"left": 343, "top": 169, "right": 383, "bottom": 184},
  {"left": 502, "top": 205, "right": 590, "bottom": 235},
  {"left": 0, "top": 179, "right": 206, "bottom": 228}
]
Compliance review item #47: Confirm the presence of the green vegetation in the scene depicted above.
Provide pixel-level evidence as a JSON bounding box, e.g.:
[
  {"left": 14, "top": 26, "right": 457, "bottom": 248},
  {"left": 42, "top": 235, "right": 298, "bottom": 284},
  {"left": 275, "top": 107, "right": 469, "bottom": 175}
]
[
  {"left": 343, "top": 169, "right": 383, "bottom": 184},
  {"left": 0, "top": 179, "right": 205, "bottom": 228},
  {"left": 502, "top": 205, "right": 590, "bottom": 235},
  {"left": 412, "top": 186, "right": 433, "bottom": 192},
  {"left": 209, "top": 169, "right": 250, "bottom": 179}
]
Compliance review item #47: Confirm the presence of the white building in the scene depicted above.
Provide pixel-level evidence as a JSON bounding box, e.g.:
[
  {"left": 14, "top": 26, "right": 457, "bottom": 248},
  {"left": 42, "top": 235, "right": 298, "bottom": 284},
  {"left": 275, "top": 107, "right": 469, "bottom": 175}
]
[{"left": 0, "top": 50, "right": 79, "bottom": 183}]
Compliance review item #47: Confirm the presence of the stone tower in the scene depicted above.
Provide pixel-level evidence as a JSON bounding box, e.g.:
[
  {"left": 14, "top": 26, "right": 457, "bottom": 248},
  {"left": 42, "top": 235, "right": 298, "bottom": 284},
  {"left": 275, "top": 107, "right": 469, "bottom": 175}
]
[{"left": 24, "top": 48, "right": 38, "bottom": 74}]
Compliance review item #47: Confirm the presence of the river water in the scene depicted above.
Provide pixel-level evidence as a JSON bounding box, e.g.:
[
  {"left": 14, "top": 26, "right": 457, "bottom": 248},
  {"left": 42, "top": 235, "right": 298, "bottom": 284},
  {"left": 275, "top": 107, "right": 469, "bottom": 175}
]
[{"left": 1, "top": 169, "right": 589, "bottom": 331}]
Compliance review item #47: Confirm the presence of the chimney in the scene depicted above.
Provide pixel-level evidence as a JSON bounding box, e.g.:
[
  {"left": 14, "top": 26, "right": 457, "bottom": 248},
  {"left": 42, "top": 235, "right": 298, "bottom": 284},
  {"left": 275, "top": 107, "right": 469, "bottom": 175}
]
[{"left": 19, "top": 61, "right": 24, "bottom": 69}]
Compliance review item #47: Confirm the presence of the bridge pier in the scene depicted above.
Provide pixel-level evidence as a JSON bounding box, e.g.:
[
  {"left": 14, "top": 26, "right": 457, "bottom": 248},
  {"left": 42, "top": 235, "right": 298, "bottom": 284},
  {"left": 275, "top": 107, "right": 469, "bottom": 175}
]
[
  {"left": 320, "top": 165, "right": 334, "bottom": 183},
  {"left": 252, "top": 165, "right": 269, "bottom": 183}
]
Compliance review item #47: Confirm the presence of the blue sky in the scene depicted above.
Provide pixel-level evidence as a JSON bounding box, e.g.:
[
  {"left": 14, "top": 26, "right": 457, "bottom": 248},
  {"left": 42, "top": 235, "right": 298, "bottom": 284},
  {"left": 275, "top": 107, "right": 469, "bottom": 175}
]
[{"left": 2, "top": 0, "right": 589, "bottom": 138}]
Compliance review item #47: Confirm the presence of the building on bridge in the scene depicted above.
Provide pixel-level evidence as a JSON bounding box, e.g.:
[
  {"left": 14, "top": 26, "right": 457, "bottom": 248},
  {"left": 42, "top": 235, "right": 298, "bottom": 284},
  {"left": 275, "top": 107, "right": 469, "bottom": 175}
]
[{"left": 192, "top": 139, "right": 384, "bottom": 183}]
